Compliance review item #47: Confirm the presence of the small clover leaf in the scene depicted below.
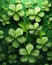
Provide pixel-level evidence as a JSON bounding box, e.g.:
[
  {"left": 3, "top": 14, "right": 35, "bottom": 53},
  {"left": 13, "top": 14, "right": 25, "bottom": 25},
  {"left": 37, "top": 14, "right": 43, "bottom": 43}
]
[
  {"left": 19, "top": 48, "right": 27, "bottom": 55},
  {"left": 34, "top": 23, "right": 39, "bottom": 29},
  {"left": 0, "top": 30, "right": 4, "bottom": 39},
  {"left": 36, "top": 45, "right": 43, "bottom": 49},
  {"left": 15, "top": 4, "right": 22, "bottom": 11},
  {"left": 31, "top": 49, "right": 40, "bottom": 57},
  {"left": 42, "top": 0, "right": 51, "bottom": 11},
  {"left": 16, "top": 28, "right": 23, "bottom": 37},
  {"left": 9, "top": 4, "right": 15, "bottom": 12},
  {"left": 13, "top": 14, "right": 20, "bottom": 21},
  {"left": 45, "top": 42, "right": 52, "bottom": 47},
  {"left": 47, "top": 51, "right": 52, "bottom": 60},
  {"left": 16, "top": 0, "right": 21, "bottom": 3},
  {"left": 18, "top": 10, "right": 25, "bottom": 17},
  {"left": 9, "top": 28, "right": 16, "bottom": 37},
  {"left": 8, "top": 54, "right": 17, "bottom": 64},
  {"left": 29, "top": 15, "right": 35, "bottom": 21},
  {"left": 26, "top": 44, "right": 33, "bottom": 54},
  {"left": 36, "top": 37, "right": 48, "bottom": 44},
  {"left": 20, "top": 56, "right": 28, "bottom": 62},
  {"left": 5, "top": 35, "right": 14, "bottom": 43},
  {"left": 12, "top": 39, "right": 20, "bottom": 48},
  {"left": 35, "top": 16, "right": 41, "bottom": 22},
  {"left": 38, "top": 12, "right": 45, "bottom": 17},
  {"left": 29, "top": 56, "right": 36, "bottom": 63},
  {"left": 34, "top": 7, "right": 41, "bottom": 14},
  {"left": 17, "top": 36, "right": 26, "bottom": 43},
  {"left": 25, "top": 1, "right": 32, "bottom": 8},
  {"left": 0, "top": 14, "right": 10, "bottom": 26},
  {"left": 42, "top": 46, "right": 48, "bottom": 52}
]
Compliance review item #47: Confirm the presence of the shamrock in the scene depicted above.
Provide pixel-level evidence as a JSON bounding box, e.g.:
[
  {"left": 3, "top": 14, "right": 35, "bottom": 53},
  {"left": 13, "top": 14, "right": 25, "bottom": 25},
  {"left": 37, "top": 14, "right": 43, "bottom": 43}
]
[
  {"left": 8, "top": 3, "right": 25, "bottom": 21},
  {"left": 0, "top": 53, "right": 5, "bottom": 62},
  {"left": 16, "top": 0, "right": 21, "bottom": 3},
  {"left": 19, "top": 44, "right": 40, "bottom": 63},
  {"left": 0, "top": 30, "right": 4, "bottom": 39},
  {"left": 36, "top": 37, "right": 49, "bottom": 51},
  {"left": 5, "top": 28, "right": 26, "bottom": 48},
  {"left": 42, "top": 0, "right": 51, "bottom": 11},
  {"left": 28, "top": 23, "right": 44, "bottom": 35},
  {"left": 7, "top": 46, "right": 16, "bottom": 54},
  {"left": 47, "top": 51, "right": 52, "bottom": 61},
  {"left": 0, "top": 14, "right": 10, "bottom": 26},
  {"left": 25, "top": 1, "right": 32, "bottom": 8},
  {"left": 26, "top": 7, "right": 45, "bottom": 22},
  {"left": 8, "top": 54, "right": 17, "bottom": 64}
]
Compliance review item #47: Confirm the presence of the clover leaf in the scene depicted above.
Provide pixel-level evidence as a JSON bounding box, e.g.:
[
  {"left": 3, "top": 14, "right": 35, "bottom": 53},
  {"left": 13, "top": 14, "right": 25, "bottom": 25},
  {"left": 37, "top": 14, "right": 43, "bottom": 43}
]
[
  {"left": 19, "top": 44, "right": 40, "bottom": 63},
  {"left": 42, "top": 0, "right": 51, "bottom": 11},
  {"left": 15, "top": 4, "right": 22, "bottom": 11},
  {"left": 42, "top": 46, "right": 48, "bottom": 52},
  {"left": 34, "top": 7, "right": 41, "bottom": 14},
  {"left": 26, "top": 44, "right": 33, "bottom": 54},
  {"left": 25, "top": 6, "right": 44, "bottom": 22},
  {"left": 0, "top": 30, "right": 4, "bottom": 39},
  {"left": 28, "top": 56, "right": 36, "bottom": 63},
  {"left": 13, "top": 14, "right": 20, "bottom": 21},
  {"left": 17, "top": 36, "right": 26, "bottom": 43},
  {"left": 25, "top": 1, "right": 32, "bottom": 8},
  {"left": 5, "top": 28, "right": 24, "bottom": 48},
  {"left": 12, "top": 39, "right": 20, "bottom": 48},
  {"left": 8, "top": 54, "right": 17, "bottom": 64},
  {"left": 36, "top": 37, "right": 48, "bottom": 44},
  {"left": 5, "top": 35, "right": 14, "bottom": 43},
  {"left": 31, "top": 49, "right": 40, "bottom": 57},
  {"left": 0, "top": 14, "right": 10, "bottom": 26},
  {"left": 47, "top": 51, "right": 52, "bottom": 60},
  {"left": 19, "top": 48, "right": 27, "bottom": 55},
  {"left": 9, "top": 4, "right": 15, "bottom": 12},
  {"left": 8, "top": 3, "right": 24, "bottom": 21},
  {"left": 16, "top": 0, "right": 21, "bottom": 3},
  {"left": 34, "top": 23, "right": 39, "bottom": 29},
  {"left": 9, "top": 28, "right": 23, "bottom": 38},
  {"left": 20, "top": 56, "right": 28, "bottom": 62}
]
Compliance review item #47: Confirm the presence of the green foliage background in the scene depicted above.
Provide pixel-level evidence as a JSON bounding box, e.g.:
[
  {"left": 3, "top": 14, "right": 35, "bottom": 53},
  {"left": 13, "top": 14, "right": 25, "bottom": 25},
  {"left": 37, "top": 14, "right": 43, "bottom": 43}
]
[{"left": 0, "top": 0, "right": 52, "bottom": 65}]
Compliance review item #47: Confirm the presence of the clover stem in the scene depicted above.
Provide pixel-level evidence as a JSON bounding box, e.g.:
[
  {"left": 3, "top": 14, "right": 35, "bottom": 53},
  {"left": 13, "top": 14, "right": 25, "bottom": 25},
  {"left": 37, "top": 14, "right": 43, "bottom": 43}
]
[{"left": 23, "top": 17, "right": 28, "bottom": 38}]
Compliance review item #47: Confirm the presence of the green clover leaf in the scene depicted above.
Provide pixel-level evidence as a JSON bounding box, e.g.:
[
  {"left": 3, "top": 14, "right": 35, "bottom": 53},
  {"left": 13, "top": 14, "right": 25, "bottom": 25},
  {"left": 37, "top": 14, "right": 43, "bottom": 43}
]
[
  {"left": 12, "top": 39, "right": 20, "bottom": 48},
  {"left": 31, "top": 49, "right": 40, "bottom": 57},
  {"left": 34, "top": 7, "right": 41, "bottom": 14},
  {"left": 36, "top": 37, "right": 48, "bottom": 44},
  {"left": 19, "top": 48, "right": 27, "bottom": 55},
  {"left": 13, "top": 14, "right": 20, "bottom": 21},
  {"left": 20, "top": 56, "right": 28, "bottom": 62},
  {"left": 29, "top": 56, "right": 36, "bottom": 63},
  {"left": 0, "top": 30, "right": 4, "bottom": 39},
  {"left": 17, "top": 36, "right": 26, "bottom": 43},
  {"left": 9, "top": 4, "right": 15, "bottom": 12},
  {"left": 26, "top": 44, "right": 33, "bottom": 54}
]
